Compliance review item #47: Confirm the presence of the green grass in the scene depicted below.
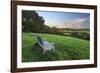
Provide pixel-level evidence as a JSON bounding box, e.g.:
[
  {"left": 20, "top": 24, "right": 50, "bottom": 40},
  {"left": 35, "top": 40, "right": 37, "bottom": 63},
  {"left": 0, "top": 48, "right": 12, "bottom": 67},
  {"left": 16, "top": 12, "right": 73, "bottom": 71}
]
[{"left": 22, "top": 32, "right": 90, "bottom": 62}]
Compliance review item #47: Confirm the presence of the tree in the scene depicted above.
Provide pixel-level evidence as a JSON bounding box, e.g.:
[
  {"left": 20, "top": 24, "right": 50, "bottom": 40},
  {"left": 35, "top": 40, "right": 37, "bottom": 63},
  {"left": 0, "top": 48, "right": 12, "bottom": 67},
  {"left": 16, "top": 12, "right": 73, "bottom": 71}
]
[
  {"left": 22, "top": 10, "right": 45, "bottom": 32},
  {"left": 22, "top": 10, "right": 64, "bottom": 35}
]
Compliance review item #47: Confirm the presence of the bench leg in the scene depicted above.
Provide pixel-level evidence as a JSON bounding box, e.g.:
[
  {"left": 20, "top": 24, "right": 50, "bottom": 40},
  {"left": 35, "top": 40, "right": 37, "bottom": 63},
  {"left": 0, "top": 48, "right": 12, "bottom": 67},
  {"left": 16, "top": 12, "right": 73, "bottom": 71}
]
[
  {"left": 43, "top": 49, "right": 46, "bottom": 54},
  {"left": 53, "top": 48, "right": 54, "bottom": 52},
  {"left": 52, "top": 46, "right": 55, "bottom": 52}
]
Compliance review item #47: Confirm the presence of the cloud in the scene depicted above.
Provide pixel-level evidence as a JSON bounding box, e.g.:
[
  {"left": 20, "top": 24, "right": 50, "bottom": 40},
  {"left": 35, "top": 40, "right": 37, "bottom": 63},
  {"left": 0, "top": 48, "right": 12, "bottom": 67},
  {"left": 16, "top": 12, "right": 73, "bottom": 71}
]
[{"left": 52, "top": 18, "right": 90, "bottom": 29}]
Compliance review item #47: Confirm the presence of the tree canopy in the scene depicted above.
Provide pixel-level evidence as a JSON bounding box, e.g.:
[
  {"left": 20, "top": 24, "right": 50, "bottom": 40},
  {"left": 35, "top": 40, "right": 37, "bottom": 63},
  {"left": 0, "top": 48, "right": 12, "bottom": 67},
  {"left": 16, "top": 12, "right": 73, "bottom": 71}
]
[{"left": 22, "top": 10, "right": 45, "bottom": 32}]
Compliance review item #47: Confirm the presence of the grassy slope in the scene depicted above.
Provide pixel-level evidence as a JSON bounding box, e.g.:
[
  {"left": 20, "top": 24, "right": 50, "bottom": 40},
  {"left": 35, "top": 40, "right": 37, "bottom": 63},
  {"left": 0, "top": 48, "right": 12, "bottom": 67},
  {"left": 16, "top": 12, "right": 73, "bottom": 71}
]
[{"left": 22, "top": 33, "right": 90, "bottom": 62}]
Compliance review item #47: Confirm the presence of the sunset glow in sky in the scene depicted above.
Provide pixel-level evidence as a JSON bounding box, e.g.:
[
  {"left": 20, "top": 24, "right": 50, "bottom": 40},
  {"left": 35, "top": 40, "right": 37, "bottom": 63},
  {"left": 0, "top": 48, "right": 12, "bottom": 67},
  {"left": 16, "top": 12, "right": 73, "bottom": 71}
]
[{"left": 37, "top": 11, "right": 90, "bottom": 29}]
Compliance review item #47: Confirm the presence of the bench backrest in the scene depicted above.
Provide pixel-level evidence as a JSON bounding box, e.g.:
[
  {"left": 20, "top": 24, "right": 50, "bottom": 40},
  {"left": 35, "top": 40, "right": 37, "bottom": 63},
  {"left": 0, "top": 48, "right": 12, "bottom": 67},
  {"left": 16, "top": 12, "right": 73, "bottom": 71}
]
[{"left": 37, "top": 36, "right": 43, "bottom": 45}]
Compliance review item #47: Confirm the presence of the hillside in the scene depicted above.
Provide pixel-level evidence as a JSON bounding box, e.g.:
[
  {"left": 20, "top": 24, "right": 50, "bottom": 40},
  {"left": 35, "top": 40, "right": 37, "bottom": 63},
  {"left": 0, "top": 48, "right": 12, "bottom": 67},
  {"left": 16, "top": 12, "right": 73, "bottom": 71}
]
[{"left": 22, "top": 33, "right": 90, "bottom": 62}]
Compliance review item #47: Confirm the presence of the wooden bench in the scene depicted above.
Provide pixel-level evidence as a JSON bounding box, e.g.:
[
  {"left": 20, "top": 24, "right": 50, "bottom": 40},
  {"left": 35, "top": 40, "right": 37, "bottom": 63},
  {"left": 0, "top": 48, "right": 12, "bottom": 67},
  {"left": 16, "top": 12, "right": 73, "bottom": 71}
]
[{"left": 36, "top": 35, "right": 55, "bottom": 54}]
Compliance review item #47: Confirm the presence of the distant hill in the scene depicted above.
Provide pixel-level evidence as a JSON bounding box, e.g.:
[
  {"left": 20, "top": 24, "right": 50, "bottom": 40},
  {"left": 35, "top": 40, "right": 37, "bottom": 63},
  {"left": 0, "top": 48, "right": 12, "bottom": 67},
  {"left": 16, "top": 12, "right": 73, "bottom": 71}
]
[{"left": 58, "top": 28, "right": 90, "bottom": 31}]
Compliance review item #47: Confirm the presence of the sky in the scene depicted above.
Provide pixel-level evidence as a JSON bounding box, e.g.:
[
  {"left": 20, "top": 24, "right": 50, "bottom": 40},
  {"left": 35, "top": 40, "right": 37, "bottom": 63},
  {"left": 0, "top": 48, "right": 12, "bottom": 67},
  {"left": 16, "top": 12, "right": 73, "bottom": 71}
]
[{"left": 36, "top": 11, "right": 90, "bottom": 29}]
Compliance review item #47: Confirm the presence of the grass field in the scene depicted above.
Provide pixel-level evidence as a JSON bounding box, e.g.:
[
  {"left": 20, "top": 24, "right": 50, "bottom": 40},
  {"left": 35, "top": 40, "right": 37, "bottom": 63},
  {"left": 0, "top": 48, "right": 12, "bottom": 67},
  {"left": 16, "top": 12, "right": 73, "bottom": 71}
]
[{"left": 22, "top": 32, "right": 90, "bottom": 62}]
